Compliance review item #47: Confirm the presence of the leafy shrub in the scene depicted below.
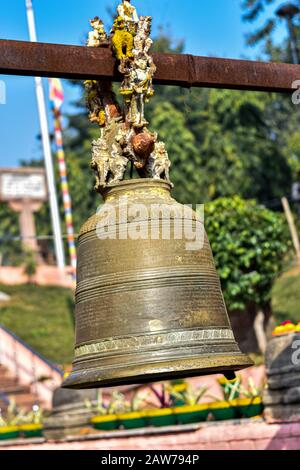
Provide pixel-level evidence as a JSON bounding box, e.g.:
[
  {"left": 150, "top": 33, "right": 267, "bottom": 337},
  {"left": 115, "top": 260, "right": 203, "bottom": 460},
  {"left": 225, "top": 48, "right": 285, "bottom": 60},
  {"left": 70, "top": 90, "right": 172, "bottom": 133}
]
[{"left": 205, "top": 196, "right": 290, "bottom": 311}]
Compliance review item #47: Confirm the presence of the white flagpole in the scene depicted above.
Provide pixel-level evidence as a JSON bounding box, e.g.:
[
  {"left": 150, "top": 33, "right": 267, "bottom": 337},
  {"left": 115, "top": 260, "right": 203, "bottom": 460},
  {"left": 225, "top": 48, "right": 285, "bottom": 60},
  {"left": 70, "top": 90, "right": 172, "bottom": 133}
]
[{"left": 25, "top": 0, "right": 65, "bottom": 269}]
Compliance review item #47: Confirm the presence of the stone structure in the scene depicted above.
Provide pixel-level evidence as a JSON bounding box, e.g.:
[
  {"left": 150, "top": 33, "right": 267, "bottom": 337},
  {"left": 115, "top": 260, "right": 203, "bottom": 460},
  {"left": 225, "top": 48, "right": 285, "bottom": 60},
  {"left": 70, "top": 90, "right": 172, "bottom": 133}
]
[
  {"left": 0, "top": 168, "right": 47, "bottom": 262},
  {"left": 263, "top": 333, "right": 300, "bottom": 423},
  {"left": 43, "top": 387, "right": 98, "bottom": 440}
]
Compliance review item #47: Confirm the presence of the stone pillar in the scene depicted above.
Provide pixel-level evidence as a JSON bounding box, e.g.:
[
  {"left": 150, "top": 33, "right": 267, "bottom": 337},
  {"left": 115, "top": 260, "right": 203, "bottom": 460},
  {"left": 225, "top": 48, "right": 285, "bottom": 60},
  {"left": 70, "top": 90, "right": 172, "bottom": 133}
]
[
  {"left": 263, "top": 333, "right": 300, "bottom": 423},
  {"left": 9, "top": 199, "right": 43, "bottom": 261},
  {"left": 43, "top": 387, "right": 99, "bottom": 440}
]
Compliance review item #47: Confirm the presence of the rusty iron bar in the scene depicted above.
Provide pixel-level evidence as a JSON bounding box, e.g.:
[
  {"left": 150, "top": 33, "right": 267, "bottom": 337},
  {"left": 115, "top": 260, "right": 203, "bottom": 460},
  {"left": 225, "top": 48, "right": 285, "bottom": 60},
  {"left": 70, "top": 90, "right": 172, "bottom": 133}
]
[{"left": 1, "top": 39, "right": 300, "bottom": 93}]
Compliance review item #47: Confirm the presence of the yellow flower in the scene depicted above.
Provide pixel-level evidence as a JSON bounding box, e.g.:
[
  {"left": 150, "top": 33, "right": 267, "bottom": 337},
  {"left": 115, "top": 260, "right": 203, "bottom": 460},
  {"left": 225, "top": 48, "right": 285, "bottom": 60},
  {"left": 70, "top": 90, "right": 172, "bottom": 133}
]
[{"left": 272, "top": 322, "right": 296, "bottom": 336}]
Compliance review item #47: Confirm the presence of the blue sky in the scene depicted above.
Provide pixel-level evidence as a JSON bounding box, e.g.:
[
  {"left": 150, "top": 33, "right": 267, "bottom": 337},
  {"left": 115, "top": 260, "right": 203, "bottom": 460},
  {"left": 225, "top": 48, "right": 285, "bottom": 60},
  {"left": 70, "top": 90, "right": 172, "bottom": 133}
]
[{"left": 0, "top": 0, "right": 286, "bottom": 167}]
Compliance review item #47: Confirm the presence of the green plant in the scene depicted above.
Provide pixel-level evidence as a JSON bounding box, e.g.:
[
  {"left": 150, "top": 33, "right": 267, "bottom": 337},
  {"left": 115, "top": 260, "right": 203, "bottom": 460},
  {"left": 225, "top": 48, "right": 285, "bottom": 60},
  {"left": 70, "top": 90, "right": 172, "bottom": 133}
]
[
  {"left": 0, "top": 283, "right": 75, "bottom": 364},
  {"left": 170, "top": 384, "right": 208, "bottom": 406},
  {"left": 17, "top": 405, "right": 43, "bottom": 426},
  {"left": 218, "top": 377, "right": 242, "bottom": 402},
  {"left": 86, "top": 390, "right": 148, "bottom": 416},
  {"left": 2, "top": 399, "right": 20, "bottom": 426},
  {"left": 147, "top": 384, "right": 173, "bottom": 409},
  {"left": 0, "top": 409, "right": 7, "bottom": 427},
  {"left": 109, "top": 391, "right": 148, "bottom": 414},
  {"left": 0, "top": 401, "right": 43, "bottom": 426},
  {"left": 238, "top": 377, "right": 265, "bottom": 400},
  {"left": 205, "top": 196, "right": 291, "bottom": 312},
  {"left": 84, "top": 391, "right": 107, "bottom": 416},
  {"left": 209, "top": 376, "right": 265, "bottom": 403},
  {"left": 23, "top": 249, "right": 37, "bottom": 283}
]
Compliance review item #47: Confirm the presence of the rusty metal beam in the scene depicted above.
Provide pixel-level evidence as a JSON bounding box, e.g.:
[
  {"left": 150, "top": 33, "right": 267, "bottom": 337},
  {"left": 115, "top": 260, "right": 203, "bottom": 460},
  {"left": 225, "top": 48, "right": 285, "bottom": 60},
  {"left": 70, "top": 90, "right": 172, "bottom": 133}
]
[{"left": 0, "top": 39, "right": 300, "bottom": 93}]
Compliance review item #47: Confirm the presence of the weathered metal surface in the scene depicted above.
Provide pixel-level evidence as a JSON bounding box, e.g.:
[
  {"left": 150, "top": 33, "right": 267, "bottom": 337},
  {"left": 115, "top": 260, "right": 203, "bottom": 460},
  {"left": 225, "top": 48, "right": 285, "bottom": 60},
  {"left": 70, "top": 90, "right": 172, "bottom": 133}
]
[
  {"left": 1, "top": 39, "right": 300, "bottom": 93},
  {"left": 63, "top": 179, "right": 252, "bottom": 389}
]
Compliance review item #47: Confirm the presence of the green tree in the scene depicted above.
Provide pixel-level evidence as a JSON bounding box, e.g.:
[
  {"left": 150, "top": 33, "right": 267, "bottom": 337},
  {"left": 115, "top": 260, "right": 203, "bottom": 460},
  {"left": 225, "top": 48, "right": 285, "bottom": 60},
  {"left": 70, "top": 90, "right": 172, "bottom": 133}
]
[
  {"left": 0, "top": 203, "right": 22, "bottom": 266},
  {"left": 242, "top": 0, "right": 300, "bottom": 55},
  {"left": 242, "top": 0, "right": 300, "bottom": 193},
  {"left": 205, "top": 196, "right": 291, "bottom": 351}
]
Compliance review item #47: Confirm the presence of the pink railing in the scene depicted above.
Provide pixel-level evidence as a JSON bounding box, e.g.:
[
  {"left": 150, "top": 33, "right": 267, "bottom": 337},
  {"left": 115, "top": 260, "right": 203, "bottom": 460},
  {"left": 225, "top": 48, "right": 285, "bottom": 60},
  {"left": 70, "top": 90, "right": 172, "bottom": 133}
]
[{"left": 0, "top": 325, "right": 63, "bottom": 409}]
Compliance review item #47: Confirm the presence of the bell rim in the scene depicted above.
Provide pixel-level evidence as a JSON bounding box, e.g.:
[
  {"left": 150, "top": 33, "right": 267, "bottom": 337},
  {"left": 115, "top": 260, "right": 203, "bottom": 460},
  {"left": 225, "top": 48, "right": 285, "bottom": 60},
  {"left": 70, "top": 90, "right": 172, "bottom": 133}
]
[
  {"left": 101, "top": 178, "right": 173, "bottom": 199},
  {"left": 62, "top": 353, "right": 254, "bottom": 390}
]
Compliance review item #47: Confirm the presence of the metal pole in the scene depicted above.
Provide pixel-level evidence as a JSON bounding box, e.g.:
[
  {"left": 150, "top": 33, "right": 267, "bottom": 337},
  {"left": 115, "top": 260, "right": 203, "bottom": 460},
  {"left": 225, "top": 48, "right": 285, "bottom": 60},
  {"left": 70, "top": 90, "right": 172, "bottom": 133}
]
[
  {"left": 282, "top": 197, "right": 300, "bottom": 261},
  {"left": 25, "top": 0, "right": 65, "bottom": 268}
]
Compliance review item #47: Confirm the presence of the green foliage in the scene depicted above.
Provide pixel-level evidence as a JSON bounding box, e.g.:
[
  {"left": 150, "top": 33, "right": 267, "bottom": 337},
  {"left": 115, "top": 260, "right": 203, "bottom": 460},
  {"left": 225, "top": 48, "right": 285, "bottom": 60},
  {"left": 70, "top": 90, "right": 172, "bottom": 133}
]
[
  {"left": 23, "top": 249, "right": 37, "bottom": 281},
  {"left": 242, "top": 0, "right": 300, "bottom": 57},
  {"left": 241, "top": 0, "right": 300, "bottom": 199},
  {"left": 272, "top": 267, "right": 300, "bottom": 323},
  {"left": 0, "top": 203, "right": 22, "bottom": 266},
  {"left": 242, "top": 0, "right": 285, "bottom": 46},
  {"left": 170, "top": 383, "right": 208, "bottom": 407},
  {"left": 86, "top": 391, "right": 148, "bottom": 415},
  {"left": 149, "top": 101, "right": 201, "bottom": 202},
  {"left": 211, "top": 376, "right": 264, "bottom": 403},
  {"left": 205, "top": 196, "right": 290, "bottom": 311},
  {"left": 0, "top": 284, "right": 74, "bottom": 364},
  {"left": 1, "top": 401, "right": 43, "bottom": 426}
]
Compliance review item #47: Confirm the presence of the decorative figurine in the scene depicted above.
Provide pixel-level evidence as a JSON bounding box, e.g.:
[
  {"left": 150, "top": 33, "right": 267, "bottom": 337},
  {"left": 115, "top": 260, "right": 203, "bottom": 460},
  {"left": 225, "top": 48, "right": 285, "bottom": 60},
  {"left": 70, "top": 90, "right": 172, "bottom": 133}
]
[
  {"left": 85, "top": 80, "right": 106, "bottom": 127},
  {"left": 117, "top": 0, "right": 139, "bottom": 34},
  {"left": 85, "top": 1, "right": 171, "bottom": 193},
  {"left": 147, "top": 142, "right": 171, "bottom": 181},
  {"left": 133, "top": 16, "right": 153, "bottom": 57},
  {"left": 127, "top": 57, "right": 153, "bottom": 127},
  {"left": 91, "top": 138, "right": 110, "bottom": 190},
  {"left": 87, "top": 17, "right": 107, "bottom": 47},
  {"left": 109, "top": 144, "right": 128, "bottom": 184},
  {"left": 121, "top": 16, "right": 156, "bottom": 128}
]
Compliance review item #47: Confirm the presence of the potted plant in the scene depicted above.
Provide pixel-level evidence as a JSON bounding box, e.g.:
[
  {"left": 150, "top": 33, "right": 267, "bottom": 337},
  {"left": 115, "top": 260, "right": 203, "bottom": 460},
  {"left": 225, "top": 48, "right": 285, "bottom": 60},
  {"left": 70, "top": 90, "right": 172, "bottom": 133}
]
[
  {"left": 116, "top": 392, "right": 148, "bottom": 430},
  {"left": 169, "top": 381, "right": 188, "bottom": 407},
  {"left": 172, "top": 384, "right": 209, "bottom": 424},
  {"left": 89, "top": 391, "right": 120, "bottom": 431},
  {"left": 218, "top": 376, "right": 241, "bottom": 401},
  {"left": 146, "top": 385, "right": 177, "bottom": 427},
  {"left": 0, "top": 408, "right": 19, "bottom": 441},
  {"left": 18, "top": 405, "right": 44, "bottom": 438},
  {"left": 235, "top": 378, "right": 264, "bottom": 418},
  {"left": 207, "top": 377, "right": 264, "bottom": 421}
]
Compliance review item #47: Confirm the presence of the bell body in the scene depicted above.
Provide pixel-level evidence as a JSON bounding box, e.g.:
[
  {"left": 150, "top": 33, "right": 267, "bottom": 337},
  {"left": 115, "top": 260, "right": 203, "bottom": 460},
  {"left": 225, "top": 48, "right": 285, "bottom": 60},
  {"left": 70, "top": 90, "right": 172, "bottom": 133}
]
[{"left": 64, "top": 179, "right": 252, "bottom": 389}]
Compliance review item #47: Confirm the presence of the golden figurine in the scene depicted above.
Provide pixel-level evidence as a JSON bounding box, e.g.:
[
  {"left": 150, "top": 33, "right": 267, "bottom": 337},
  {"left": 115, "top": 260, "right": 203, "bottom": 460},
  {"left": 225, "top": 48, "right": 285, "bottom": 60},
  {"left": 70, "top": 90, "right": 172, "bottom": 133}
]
[
  {"left": 85, "top": 1, "right": 170, "bottom": 191},
  {"left": 91, "top": 138, "right": 110, "bottom": 190},
  {"left": 117, "top": 0, "right": 139, "bottom": 34}
]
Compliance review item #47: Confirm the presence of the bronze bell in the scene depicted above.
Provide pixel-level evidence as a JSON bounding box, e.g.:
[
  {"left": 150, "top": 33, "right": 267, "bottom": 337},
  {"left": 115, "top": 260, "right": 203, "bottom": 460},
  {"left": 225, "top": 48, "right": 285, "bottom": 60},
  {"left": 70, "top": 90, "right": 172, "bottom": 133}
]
[
  {"left": 63, "top": 179, "right": 252, "bottom": 389},
  {"left": 64, "top": 2, "right": 252, "bottom": 389}
]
